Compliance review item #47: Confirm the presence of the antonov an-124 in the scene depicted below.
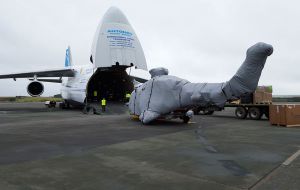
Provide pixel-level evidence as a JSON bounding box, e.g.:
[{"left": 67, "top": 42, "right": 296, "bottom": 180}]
[{"left": 0, "top": 7, "right": 148, "bottom": 108}]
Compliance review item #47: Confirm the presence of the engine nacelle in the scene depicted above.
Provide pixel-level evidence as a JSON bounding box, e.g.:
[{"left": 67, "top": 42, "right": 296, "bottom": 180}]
[{"left": 27, "top": 81, "right": 44, "bottom": 97}]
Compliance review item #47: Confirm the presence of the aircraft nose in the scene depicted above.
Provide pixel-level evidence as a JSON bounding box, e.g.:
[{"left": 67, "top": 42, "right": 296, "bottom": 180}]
[{"left": 102, "top": 6, "right": 130, "bottom": 24}]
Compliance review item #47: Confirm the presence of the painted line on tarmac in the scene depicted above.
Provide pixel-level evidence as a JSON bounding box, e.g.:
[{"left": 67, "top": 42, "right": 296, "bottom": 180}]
[
  {"left": 249, "top": 149, "right": 300, "bottom": 189},
  {"left": 282, "top": 149, "right": 300, "bottom": 166}
]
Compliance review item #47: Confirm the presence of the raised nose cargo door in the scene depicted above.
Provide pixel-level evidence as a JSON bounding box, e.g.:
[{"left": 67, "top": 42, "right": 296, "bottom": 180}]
[{"left": 91, "top": 7, "right": 147, "bottom": 71}]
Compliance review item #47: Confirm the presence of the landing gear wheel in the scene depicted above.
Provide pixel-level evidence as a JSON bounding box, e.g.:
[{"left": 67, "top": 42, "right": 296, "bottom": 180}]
[
  {"left": 64, "top": 101, "right": 70, "bottom": 109},
  {"left": 48, "top": 101, "right": 56, "bottom": 108},
  {"left": 248, "top": 107, "right": 262, "bottom": 120},
  {"left": 59, "top": 100, "right": 70, "bottom": 109},
  {"left": 204, "top": 110, "right": 214, "bottom": 115},
  {"left": 82, "top": 105, "right": 89, "bottom": 114},
  {"left": 182, "top": 116, "right": 190, "bottom": 123},
  {"left": 235, "top": 107, "right": 248, "bottom": 119},
  {"left": 59, "top": 102, "right": 65, "bottom": 109},
  {"left": 192, "top": 108, "right": 200, "bottom": 115}
]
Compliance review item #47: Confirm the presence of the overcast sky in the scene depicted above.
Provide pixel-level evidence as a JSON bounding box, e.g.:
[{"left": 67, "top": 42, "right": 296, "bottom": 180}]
[{"left": 0, "top": 0, "right": 299, "bottom": 96}]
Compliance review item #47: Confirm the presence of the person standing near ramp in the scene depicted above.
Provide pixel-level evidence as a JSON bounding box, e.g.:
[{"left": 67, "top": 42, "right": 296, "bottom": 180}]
[
  {"left": 125, "top": 93, "right": 131, "bottom": 102},
  {"left": 93, "top": 90, "right": 98, "bottom": 102},
  {"left": 101, "top": 98, "right": 106, "bottom": 112}
]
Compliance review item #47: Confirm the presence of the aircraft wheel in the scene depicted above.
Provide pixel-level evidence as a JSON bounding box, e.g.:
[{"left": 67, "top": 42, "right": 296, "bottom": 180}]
[
  {"left": 198, "top": 110, "right": 214, "bottom": 115},
  {"left": 59, "top": 101, "right": 69, "bottom": 109},
  {"left": 204, "top": 110, "right": 214, "bottom": 115},
  {"left": 64, "top": 100, "right": 70, "bottom": 108},
  {"left": 248, "top": 107, "right": 262, "bottom": 120},
  {"left": 235, "top": 107, "right": 248, "bottom": 119},
  {"left": 59, "top": 102, "right": 65, "bottom": 109},
  {"left": 182, "top": 116, "right": 190, "bottom": 123},
  {"left": 82, "top": 105, "right": 92, "bottom": 114},
  {"left": 192, "top": 108, "right": 200, "bottom": 115}
]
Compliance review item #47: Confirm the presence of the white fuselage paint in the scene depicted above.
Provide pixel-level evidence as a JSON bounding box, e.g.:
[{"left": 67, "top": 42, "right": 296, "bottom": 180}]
[
  {"left": 61, "top": 65, "right": 94, "bottom": 104},
  {"left": 0, "top": 7, "right": 147, "bottom": 101},
  {"left": 60, "top": 7, "right": 148, "bottom": 105}
]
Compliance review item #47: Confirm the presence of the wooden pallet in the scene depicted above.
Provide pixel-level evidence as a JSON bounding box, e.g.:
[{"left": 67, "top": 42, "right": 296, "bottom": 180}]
[{"left": 271, "top": 123, "right": 300, "bottom": 127}]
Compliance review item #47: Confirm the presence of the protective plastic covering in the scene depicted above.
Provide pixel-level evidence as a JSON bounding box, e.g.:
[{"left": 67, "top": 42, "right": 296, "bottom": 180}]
[
  {"left": 129, "top": 42, "right": 273, "bottom": 124},
  {"left": 149, "top": 67, "right": 169, "bottom": 78}
]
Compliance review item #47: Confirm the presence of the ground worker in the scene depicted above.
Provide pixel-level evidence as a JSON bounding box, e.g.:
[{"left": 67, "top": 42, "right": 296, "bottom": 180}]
[
  {"left": 125, "top": 93, "right": 131, "bottom": 102},
  {"left": 101, "top": 98, "right": 106, "bottom": 112},
  {"left": 93, "top": 90, "right": 98, "bottom": 102}
]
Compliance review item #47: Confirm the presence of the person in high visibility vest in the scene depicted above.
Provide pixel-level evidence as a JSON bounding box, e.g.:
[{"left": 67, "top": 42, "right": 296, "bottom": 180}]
[
  {"left": 101, "top": 98, "right": 106, "bottom": 112},
  {"left": 93, "top": 91, "right": 98, "bottom": 97},
  {"left": 93, "top": 90, "right": 98, "bottom": 102},
  {"left": 125, "top": 93, "right": 131, "bottom": 102}
]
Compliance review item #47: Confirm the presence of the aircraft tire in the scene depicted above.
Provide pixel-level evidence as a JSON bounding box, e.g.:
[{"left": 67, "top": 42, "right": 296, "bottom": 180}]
[
  {"left": 182, "top": 116, "right": 190, "bottom": 123},
  {"left": 59, "top": 102, "right": 65, "bottom": 109}
]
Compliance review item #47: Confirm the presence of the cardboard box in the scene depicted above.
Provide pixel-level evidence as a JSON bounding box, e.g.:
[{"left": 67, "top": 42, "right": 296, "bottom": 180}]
[
  {"left": 253, "top": 91, "right": 264, "bottom": 104},
  {"left": 270, "top": 104, "right": 300, "bottom": 127},
  {"left": 263, "top": 92, "right": 272, "bottom": 103},
  {"left": 253, "top": 91, "right": 272, "bottom": 104}
]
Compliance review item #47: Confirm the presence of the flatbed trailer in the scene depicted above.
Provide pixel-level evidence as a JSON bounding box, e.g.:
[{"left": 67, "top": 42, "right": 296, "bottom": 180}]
[
  {"left": 195, "top": 87, "right": 273, "bottom": 120},
  {"left": 224, "top": 103, "right": 270, "bottom": 120},
  {"left": 195, "top": 103, "right": 271, "bottom": 120}
]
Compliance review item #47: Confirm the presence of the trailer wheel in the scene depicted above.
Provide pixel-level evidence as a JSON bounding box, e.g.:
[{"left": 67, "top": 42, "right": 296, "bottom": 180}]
[
  {"left": 248, "top": 107, "right": 262, "bottom": 120},
  {"left": 235, "top": 107, "right": 248, "bottom": 119}
]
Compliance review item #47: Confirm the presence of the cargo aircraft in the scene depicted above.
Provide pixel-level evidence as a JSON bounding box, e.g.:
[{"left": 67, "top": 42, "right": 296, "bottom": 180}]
[{"left": 0, "top": 7, "right": 148, "bottom": 108}]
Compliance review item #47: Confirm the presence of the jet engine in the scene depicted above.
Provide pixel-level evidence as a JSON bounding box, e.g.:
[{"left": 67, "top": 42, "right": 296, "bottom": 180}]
[{"left": 27, "top": 81, "right": 44, "bottom": 97}]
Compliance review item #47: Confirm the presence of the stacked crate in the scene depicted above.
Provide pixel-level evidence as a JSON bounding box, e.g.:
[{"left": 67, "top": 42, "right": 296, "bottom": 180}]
[
  {"left": 270, "top": 104, "right": 300, "bottom": 127},
  {"left": 253, "top": 86, "right": 272, "bottom": 104}
]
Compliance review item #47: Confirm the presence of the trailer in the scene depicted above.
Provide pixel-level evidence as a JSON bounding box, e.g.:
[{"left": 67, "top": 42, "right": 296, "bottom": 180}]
[
  {"left": 225, "top": 103, "right": 270, "bottom": 120},
  {"left": 194, "top": 102, "right": 271, "bottom": 120},
  {"left": 194, "top": 86, "right": 273, "bottom": 120}
]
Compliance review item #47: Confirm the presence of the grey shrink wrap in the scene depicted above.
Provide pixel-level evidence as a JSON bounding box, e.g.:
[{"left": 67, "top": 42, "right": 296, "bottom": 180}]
[
  {"left": 129, "top": 42, "right": 273, "bottom": 124},
  {"left": 149, "top": 67, "right": 169, "bottom": 78}
]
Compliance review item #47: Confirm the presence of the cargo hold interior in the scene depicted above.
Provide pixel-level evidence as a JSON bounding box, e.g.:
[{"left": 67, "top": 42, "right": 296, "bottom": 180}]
[{"left": 86, "top": 67, "right": 133, "bottom": 103}]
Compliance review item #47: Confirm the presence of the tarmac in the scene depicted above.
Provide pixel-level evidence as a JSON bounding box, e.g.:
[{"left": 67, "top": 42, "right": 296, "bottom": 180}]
[{"left": 0, "top": 102, "right": 299, "bottom": 190}]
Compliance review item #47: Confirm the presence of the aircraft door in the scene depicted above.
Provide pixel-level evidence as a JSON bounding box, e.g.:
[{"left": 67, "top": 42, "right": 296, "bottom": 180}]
[{"left": 91, "top": 7, "right": 147, "bottom": 70}]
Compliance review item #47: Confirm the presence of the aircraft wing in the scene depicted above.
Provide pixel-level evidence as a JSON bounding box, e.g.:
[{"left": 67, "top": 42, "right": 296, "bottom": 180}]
[{"left": 0, "top": 69, "right": 75, "bottom": 79}]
